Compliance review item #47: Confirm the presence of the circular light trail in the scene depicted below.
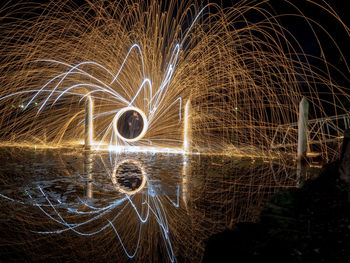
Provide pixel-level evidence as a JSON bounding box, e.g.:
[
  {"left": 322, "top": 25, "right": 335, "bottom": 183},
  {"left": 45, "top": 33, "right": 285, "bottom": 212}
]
[
  {"left": 112, "top": 159, "right": 147, "bottom": 195},
  {"left": 113, "top": 107, "right": 148, "bottom": 142}
]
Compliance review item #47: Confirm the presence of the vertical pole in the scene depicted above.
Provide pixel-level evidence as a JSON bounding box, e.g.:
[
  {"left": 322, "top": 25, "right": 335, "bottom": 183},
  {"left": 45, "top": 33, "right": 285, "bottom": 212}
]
[
  {"left": 184, "top": 100, "right": 191, "bottom": 152},
  {"left": 297, "top": 97, "right": 309, "bottom": 161},
  {"left": 85, "top": 96, "right": 93, "bottom": 149}
]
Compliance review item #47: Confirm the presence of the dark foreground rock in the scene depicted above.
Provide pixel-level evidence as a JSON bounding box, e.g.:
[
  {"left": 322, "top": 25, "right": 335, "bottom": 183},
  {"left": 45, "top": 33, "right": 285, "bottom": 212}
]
[{"left": 203, "top": 130, "right": 350, "bottom": 263}]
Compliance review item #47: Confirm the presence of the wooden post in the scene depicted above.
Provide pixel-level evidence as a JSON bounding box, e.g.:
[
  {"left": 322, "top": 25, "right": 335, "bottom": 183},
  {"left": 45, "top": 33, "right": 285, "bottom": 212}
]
[
  {"left": 297, "top": 97, "right": 309, "bottom": 161},
  {"left": 85, "top": 96, "right": 93, "bottom": 149}
]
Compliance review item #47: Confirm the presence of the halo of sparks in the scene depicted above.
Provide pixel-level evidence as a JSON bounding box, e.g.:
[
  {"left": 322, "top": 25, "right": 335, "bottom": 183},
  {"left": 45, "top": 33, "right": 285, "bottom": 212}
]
[{"left": 0, "top": 0, "right": 349, "bottom": 159}]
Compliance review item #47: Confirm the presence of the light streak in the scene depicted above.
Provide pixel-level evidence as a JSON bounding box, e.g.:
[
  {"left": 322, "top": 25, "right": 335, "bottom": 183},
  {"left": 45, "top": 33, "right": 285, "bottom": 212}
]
[{"left": 106, "top": 145, "right": 186, "bottom": 154}]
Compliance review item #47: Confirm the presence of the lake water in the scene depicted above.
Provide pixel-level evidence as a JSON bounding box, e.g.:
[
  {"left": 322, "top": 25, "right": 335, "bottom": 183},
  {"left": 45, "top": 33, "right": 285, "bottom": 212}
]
[{"left": 0, "top": 147, "right": 321, "bottom": 262}]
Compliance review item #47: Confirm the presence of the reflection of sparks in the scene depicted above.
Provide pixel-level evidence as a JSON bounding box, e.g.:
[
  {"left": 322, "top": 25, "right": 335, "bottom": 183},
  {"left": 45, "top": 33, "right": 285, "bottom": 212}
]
[
  {"left": 0, "top": 152, "right": 181, "bottom": 262},
  {"left": 111, "top": 159, "right": 147, "bottom": 195},
  {"left": 0, "top": 146, "right": 320, "bottom": 261}
]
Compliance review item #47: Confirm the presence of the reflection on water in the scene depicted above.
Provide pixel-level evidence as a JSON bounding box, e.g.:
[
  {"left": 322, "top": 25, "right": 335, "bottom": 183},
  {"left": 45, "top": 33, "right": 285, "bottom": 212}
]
[
  {"left": 112, "top": 159, "right": 146, "bottom": 194},
  {"left": 0, "top": 147, "right": 320, "bottom": 262}
]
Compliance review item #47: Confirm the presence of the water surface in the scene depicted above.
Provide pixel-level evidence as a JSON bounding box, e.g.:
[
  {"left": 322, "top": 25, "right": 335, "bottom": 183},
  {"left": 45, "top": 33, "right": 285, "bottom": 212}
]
[{"left": 0, "top": 147, "right": 320, "bottom": 262}]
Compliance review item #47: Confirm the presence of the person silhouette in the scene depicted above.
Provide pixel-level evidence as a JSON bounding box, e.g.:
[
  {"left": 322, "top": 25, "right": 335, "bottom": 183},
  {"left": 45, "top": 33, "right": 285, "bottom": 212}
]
[{"left": 128, "top": 111, "right": 141, "bottom": 138}]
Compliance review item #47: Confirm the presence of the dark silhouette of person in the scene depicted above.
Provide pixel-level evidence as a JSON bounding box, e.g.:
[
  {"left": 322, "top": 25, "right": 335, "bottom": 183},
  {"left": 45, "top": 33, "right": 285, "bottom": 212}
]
[
  {"left": 130, "top": 177, "right": 141, "bottom": 190},
  {"left": 128, "top": 111, "right": 141, "bottom": 138}
]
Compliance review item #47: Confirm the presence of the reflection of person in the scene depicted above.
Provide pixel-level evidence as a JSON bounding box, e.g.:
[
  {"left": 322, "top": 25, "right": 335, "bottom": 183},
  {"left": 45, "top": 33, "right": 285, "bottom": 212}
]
[
  {"left": 130, "top": 177, "right": 140, "bottom": 190},
  {"left": 128, "top": 111, "right": 141, "bottom": 138}
]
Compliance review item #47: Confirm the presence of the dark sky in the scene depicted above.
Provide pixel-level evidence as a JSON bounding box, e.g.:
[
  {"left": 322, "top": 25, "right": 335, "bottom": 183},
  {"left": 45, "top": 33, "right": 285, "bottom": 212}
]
[
  {"left": 218, "top": 0, "right": 349, "bottom": 57},
  {"left": 217, "top": 0, "right": 350, "bottom": 84}
]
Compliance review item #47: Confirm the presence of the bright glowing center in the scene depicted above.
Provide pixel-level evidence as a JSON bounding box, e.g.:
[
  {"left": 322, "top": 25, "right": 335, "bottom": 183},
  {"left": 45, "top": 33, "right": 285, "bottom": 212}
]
[{"left": 113, "top": 107, "right": 148, "bottom": 142}]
